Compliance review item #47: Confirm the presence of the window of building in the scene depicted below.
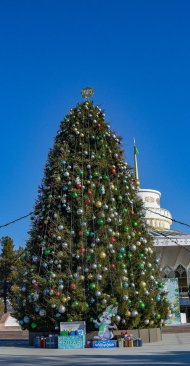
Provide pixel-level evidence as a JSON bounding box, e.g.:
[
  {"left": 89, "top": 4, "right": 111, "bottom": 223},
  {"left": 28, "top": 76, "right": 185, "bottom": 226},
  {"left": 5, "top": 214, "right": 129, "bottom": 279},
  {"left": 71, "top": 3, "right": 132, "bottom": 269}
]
[
  {"left": 175, "top": 265, "right": 187, "bottom": 293},
  {"left": 163, "top": 266, "right": 175, "bottom": 278}
]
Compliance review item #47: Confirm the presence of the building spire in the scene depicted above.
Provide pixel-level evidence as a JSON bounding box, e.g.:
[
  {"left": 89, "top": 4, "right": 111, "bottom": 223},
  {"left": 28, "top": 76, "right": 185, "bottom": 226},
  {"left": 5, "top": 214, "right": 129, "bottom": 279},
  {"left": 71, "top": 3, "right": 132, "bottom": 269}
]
[{"left": 134, "top": 138, "right": 140, "bottom": 187}]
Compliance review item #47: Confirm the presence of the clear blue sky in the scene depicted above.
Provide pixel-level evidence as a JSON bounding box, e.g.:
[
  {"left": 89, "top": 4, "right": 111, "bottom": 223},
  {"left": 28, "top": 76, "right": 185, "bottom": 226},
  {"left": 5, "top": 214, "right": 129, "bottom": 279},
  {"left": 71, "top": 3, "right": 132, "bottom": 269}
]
[{"left": 0, "top": 0, "right": 190, "bottom": 248}]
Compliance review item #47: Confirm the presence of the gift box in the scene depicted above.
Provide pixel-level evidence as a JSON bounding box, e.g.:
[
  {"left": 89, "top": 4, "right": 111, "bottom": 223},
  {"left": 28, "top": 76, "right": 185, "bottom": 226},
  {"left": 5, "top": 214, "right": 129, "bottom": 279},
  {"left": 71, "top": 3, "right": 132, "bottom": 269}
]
[
  {"left": 124, "top": 338, "right": 133, "bottom": 347},
  {"left": 76, "top": 329, "right": 84, "bottom": 336},
  {"left": 69, "top": 331, "right": 76, "bottom": 336},
  {"left": 91, "top": 340, "right": 118, "bottom": 348},
  {"left": 118, "top": 339, "right": 124, "bottom": 347},
  {"left": 34, "top": 336, "right": 41, "bottom": 348},
  {"left": 86, "top": 340, "right": 92, "bottom": 348},
  {"left": 58, "top": 335, "right": 84, "bottom": 349},
  {"left": 46, "top": 335, "right": 58, "bottom": 349},
  {"left": 60, "top": 330, "right": 69, "bottom": 336},
  {"left": 40, "top": 337, "right": 46, "bottom": 348},
  {"left": 133, "top": 338, "right": 143, "bottom": 347}
]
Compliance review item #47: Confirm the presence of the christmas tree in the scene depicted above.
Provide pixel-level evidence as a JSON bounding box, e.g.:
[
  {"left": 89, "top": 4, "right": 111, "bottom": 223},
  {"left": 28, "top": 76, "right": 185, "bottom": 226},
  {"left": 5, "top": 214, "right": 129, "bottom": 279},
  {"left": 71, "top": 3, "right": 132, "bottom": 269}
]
[{"left": 12, "top": 88, "right": 170, "bottom": 332}]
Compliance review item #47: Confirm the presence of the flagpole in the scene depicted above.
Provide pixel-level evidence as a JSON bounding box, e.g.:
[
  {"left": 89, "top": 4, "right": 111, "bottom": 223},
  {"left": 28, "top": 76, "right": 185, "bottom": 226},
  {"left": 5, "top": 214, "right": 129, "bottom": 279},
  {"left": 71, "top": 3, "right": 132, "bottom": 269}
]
[{"left": 134, "top": 138, "right": 140, "bottom": 187}]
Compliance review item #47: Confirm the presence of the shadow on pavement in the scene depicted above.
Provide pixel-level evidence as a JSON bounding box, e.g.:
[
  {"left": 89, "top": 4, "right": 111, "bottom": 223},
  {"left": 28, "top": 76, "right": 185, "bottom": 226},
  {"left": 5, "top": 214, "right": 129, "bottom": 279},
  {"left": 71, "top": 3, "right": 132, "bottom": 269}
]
[{"left": 0, "top": 352, "right": 190, "bottom": 366}]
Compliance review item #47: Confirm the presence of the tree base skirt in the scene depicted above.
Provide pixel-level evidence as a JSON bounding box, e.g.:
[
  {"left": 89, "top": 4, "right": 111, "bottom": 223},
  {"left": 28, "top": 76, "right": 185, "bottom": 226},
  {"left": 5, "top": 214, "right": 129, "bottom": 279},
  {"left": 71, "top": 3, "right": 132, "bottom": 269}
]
[{"left": 29, "top": 327, "right": 161, "bottom": 345}]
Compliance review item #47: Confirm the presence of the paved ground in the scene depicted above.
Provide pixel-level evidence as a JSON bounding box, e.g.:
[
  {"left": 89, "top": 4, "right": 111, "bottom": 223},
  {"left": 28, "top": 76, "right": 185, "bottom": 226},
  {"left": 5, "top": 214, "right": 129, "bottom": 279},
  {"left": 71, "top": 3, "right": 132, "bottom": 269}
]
[{"left": 0, "top": 333, "right": 190, "bottom": 365}]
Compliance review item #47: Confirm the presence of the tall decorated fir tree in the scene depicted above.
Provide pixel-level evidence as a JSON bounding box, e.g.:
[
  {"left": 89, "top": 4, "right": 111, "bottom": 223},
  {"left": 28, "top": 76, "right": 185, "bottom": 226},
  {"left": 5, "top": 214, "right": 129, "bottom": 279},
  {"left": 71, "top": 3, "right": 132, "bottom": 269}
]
[{"left": 12, "top": 88, "right": 170, "bottom": 332}]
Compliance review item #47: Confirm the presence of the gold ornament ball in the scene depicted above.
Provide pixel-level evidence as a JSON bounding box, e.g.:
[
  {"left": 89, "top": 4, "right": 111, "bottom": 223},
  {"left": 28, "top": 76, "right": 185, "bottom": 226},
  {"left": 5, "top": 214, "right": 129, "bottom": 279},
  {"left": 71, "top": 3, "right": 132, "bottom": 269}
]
[
  {"left": 80, "top": 275, "right": 85, "bottom": 281},
  {"left": 100, "top": 252, "right": 106, "bottom": 259},
  {"left": 57, "top": 251, "right": 64, "bottom": 258},
  {"left": 88, "top": 274, "right": 93, "bottom": 280},
  {"left": 125, "top": 311, "right": 131, "bottom": 317},
  {"left": 56, "top": 175, "right": 61, "bottom": 182},
  {"left": 115, "top": 232, "right": 120, "bottom": 237},
  {"left": 110, "top": 184, "right": 115, "bottom": 190},
  {"left": 149, "top": 320, "right": 154, "bottom": 325},
  {"left": 62, "top": 296, "right": 67, "bottom": 303},
  {"left": 140, "top": 281, "right": 146, "bottom": 288},
  {"left": 95, "top": 201, "right": 102, "bottom": 208}
]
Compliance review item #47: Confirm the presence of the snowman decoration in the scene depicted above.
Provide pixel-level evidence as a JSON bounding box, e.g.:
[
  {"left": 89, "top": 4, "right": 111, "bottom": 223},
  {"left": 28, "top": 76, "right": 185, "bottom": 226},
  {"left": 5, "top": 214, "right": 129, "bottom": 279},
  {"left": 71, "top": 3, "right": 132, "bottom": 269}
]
[{"left": 93, "top": 305, "right": 118, "bottom": 340}]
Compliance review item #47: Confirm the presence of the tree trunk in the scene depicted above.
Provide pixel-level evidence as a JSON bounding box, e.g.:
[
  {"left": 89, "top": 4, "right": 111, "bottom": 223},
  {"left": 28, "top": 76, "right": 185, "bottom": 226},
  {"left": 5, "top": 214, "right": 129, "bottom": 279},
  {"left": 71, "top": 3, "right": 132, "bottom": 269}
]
[{"left": 3, "top": 280, "right": 7, "bottom": 313}]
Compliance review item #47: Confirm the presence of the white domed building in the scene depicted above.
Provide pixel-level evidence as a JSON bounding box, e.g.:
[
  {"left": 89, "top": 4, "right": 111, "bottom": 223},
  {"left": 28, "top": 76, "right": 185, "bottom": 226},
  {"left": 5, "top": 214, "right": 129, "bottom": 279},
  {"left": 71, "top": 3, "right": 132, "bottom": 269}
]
[{"left": 134, "top": 144, "right": 190, "bottom": 322}]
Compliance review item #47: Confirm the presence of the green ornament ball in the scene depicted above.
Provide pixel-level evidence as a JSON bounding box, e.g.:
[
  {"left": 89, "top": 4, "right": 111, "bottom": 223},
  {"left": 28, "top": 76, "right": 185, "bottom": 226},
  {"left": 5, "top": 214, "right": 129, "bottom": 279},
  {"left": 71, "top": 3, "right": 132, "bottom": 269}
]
[
  {"left": 117, "top": 253, "right": 123, "bottom": 260},
  {"left": 84, "top": 230, "right": 90, "bottom": 237},
  {"left": 123, "top": 226, "right": 129, "bottom": 232},
  {"left": 97, "top": 218, "right": 104, "bottom": 226},
  {"left": 31, "top": 322, "right": 37, "bottom": 329},
  {"left": 88, "top": 282, "right": 96, "bottom": 290},
  {"left": 71, "top": 301, "right": 79, "bottom": 308},
  {"left": 86, "top": 255, "right": 92, "bottom": 261},
  {"left": 138, "top": 302, "right": 145, "bottom": 309},
  {"left": 158, "top": 282, "right": 164, "bottom": 288},
  {"left": 102, "top": 175, "right": 109, "bottom": 180},
  {"left": 71, "top": 192, "right": 78, "bottom": 198}
]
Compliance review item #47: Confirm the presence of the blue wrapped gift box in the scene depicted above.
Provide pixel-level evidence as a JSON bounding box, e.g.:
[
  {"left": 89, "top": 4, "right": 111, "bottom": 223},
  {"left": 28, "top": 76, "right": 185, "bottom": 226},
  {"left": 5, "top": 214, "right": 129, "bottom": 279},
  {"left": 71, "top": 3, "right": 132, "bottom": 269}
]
[
  {"left": 91, "top": 340, "right": 118, "bottom": 348},
  {"left": 46, "top": 335, "right": 58, "bottom": 349},
  {"left": 58, "top": 335, "right": 84, "bottom": 349}
]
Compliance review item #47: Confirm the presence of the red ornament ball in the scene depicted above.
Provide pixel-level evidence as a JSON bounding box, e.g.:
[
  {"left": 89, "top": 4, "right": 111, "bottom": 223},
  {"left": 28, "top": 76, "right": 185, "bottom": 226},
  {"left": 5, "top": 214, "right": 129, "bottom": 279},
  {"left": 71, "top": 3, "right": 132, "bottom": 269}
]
[
  {"left": 97, "top": 123, "right": 101, "bottom": 128},
  {"left": 111, "top": 263, "right": 116, "bottom": 269},
  {"left": 80, "top": 247, "right": 86, "bottom": 254},
  {"left": 79, "top": 231, "right": 83, "bottom": 237},
  {"left": 70, "top": 283, "right": 77, "bottom": 290},
  {"left": 111, "top": 168, "right": 116, "bottom": 174},
  {"left": 76, "top": 183, "right": 82, "bottom": 189},
  {"left": 56, "top": 291, "right": 60, "bottom": 297},
  {"left": 85, "top": 198, "right": 91, "bottom": 205},
  {"left": 110, "top": 237, "right": 116, "bottom": 243}
]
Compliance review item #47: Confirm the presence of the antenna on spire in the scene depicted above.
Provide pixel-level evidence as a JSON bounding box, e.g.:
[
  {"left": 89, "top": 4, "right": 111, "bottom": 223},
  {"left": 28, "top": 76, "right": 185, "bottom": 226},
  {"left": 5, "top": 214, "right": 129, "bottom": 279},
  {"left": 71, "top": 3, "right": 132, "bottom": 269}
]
[{"left": 134, "top": 138, "right": 140, "bottom": 187}]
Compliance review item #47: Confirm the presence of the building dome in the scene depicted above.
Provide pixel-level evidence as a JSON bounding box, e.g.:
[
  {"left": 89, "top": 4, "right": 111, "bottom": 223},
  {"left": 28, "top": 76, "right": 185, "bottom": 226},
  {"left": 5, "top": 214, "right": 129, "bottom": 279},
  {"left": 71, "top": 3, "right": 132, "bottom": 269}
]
[{"left": 138, "top": 189, "right": 172, "bottom": 230}]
